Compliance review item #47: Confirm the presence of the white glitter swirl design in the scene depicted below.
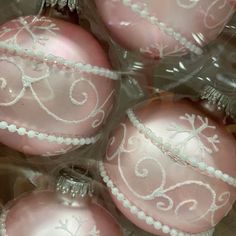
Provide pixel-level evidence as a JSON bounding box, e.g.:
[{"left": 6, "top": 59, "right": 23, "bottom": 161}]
[
  {"left": 0, "top": 16, "right": 118, "bottom": 80},
  {"left": 99, "top": 162, "right": 215, "bottom": 236},
  {"left": 126, "top": 109, "right": 236, "bottom": 188},
  {"left": 119, "top": 0, "right": 203, "bottom": 55},
  {"left": 0, "top": 211, "right": 8, "bottom": 236},
  {"left": 117, "top": 0, "right": 234, "bottom": 57},
  {"left": 167, "top": 113, "right": 220, "bottom": 156},
  {"left": 99, "top": 107, "right": 235, "bottom": 235},
  {"left": 0, "top": 120, "right": 101, "bottom": 146},
  {"left": 0, "top": 16, "right": 119, "bottom": 150},
  {"left": 55, "top": 216, "right": 100, "bottom": 236}
]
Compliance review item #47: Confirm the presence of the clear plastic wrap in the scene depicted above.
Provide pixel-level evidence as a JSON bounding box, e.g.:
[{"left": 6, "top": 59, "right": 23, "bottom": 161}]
[
  {"left": 0, "top": 0, "right": 44, "bottom": 24},
  {"left": 0, "top": 1, "right": 236, "bottom": 236}
]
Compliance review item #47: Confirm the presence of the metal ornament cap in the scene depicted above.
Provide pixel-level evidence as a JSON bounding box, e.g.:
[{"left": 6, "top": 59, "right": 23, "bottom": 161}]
[
  {"left": 56, "top": 167, "right": 94, "bottom": 199},
  {"left": 45, "top": 0, "right": 79, "bottom": 11},
  {"left": 201, "top": 85, "right": 233, "bottom": 117},
  {"left": 94, "top": 0, "right": 234, "bottom": 58}
]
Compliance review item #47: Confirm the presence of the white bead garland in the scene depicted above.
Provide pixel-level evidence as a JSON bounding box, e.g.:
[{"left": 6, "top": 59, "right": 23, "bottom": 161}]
[
  {"left": 0, "top": 41, "right": 119, "bottom": 81},
  {"left": 120, "top": 0, "right": 203, "bottom": 55},
  {"left": 99, "top": 162, "right": 214, "bottom": 236},
  {"left": 0, "top": 211, "right": 8, "bottom": 236},
  {"left": 0, "top": 120, "right": 101, "bottom": 146},
  {"left": 0, "top": 38, "right": 117, "bottom": 149},
  {"left": 45, "top": 0, "right": 79, "bottom": 12},
  {"left": 126, "top": 109, "right": 236, "bottom": 188}
]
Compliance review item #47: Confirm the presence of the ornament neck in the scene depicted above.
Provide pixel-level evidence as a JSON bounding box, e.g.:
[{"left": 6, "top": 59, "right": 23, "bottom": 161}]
[
  {"left": 56, "top": 166, "right": 94, "bottom": 201},
  {"left": 200, "top": 85, "right": 234, "bottom": 119}
]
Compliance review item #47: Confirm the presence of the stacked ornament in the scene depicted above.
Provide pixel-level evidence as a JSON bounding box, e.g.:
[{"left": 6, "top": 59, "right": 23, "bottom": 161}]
[
  {"left": 92, "top": 0, "right": 236, "bottom": 235},
  {"left": 100, "top": 96, "right": 236, "bottom": 236},
  {"left": 0, "top": 9, "right": 119, "bottom": 156},
  {"left": 0, "top": 1, "right": 236, "bottom": 236}
]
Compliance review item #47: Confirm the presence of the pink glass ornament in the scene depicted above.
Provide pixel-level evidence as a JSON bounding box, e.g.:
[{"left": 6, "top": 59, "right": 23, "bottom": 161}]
[
  {"left": 100, "top": 98, "right": 236, "bottom": 236},
  {"left": 0, "top": 191, "right": 123, "bottom": 236},
  {"left": 95, "top": 0, "right": 235, "bottom": 58},
  {"left": 0, "top": 168, "right": 123, "bottom": 236},
  {"left": 0, "top": 16, "right": 118, "bottom": 156}
]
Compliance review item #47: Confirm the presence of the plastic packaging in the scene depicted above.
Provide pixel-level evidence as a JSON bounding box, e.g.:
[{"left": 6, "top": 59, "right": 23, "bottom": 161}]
[
  {"left": 0, "top": 1, "right": 236, "bottom": 236},
  {"left": 0, "top": 0, "right": 44, "bottom": 24}
]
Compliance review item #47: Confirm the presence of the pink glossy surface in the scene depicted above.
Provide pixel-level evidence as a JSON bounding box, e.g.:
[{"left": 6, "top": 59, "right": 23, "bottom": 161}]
[
  {"left": 104, "top": 99, "right": 236, "bottom": 235},
  {"left": 4, "top": 190, "right": 122, "bottom": 236},
  {"left": 0, "top": 16, "right": 116, "bottom": 156},
  {"left": 95, "top": 0, "right": 235, "bottom": 58}
]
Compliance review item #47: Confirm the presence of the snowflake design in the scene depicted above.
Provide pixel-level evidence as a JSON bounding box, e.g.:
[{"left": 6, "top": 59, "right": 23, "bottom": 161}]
[
  {"left": 0, "top": 16, "right": 59, "bottom": 48},
  {"left": 0, "top": 77, "right": 7, "bottom": 89},
  {"left": 46, "top": 0, "right": 79, "bottom": 11},
  {"left": 167, "top": 113, "right": 220, "bottom": 156},
  {"left": 55, "top": 216, "right": 100, "bottom": 236},
  {"left": 199, "top": 0, "right": 234, "bottom": 30},
  {"left": 140, "top": 43, "right": 186, "bottom": 58}
]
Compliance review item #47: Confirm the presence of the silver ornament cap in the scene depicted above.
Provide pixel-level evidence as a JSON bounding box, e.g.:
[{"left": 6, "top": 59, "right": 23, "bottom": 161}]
[
  {"left": 56, "top": 166, "right": 94, "bottom": 198},
  {"left": 201, "top": 85, "right": 233, "bottom": 117},
  {"left": 45, "top": 0, "right": 79, "bottom": 11}
]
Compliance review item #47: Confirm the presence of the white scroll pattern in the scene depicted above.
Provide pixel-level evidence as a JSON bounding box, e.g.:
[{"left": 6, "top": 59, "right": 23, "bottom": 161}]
[
  {"left": 0, "top": 16, "right": 115, "bottom": 128},
  {"left": 105, "top": 123, "right": 231, "bottom": 227}
]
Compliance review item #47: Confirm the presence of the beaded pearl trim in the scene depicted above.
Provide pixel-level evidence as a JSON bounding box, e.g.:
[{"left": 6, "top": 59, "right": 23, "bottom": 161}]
[
  {"left": 0, "top": 210, "right": 8, "bottom": 236},
  {"left": 99, "top": 162, "right": 214, "bottom": 236},
  {"left": 126, "top": 109, "right": 236, "bottom": 188},
  {"left": 0, "top": 41, "right": 119, "bottom": 81},
  {"left": 45, "top": 0, "right": 79, "bottom": 11},
  {"left": 120, "top": 0, "right": 203, "bottom": 55},
  {"left": 0, "top": 120, "right": 101, "bottom": 146}
]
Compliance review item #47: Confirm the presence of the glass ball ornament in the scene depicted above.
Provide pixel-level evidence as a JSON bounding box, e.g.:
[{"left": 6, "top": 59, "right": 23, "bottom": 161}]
[
  {"left": 95, "top": 0, "right": 235, "bottom": 59},
  {"left": 44, "top": 0, "right": 80, "bottom": 12},
  {"left": 0, "top": 15, "right": 118, "bottom": 156},
  {"left": 100, "top": 97, "right": 236, "bottom": 236},
  {"left": 0, "top": 0, "right": 44, "bottom": 25}
]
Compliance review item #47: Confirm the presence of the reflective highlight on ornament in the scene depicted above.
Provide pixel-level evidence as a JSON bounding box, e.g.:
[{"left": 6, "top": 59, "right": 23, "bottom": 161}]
[
  {"left": 95, "top": 0, "right": 235, "bottom": 58},
  {"left": 0, "top": 16, "right": 118, "bottom": 156},
  {"left": 100, "top": 99, "right": 236, "bottom": 235}
]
